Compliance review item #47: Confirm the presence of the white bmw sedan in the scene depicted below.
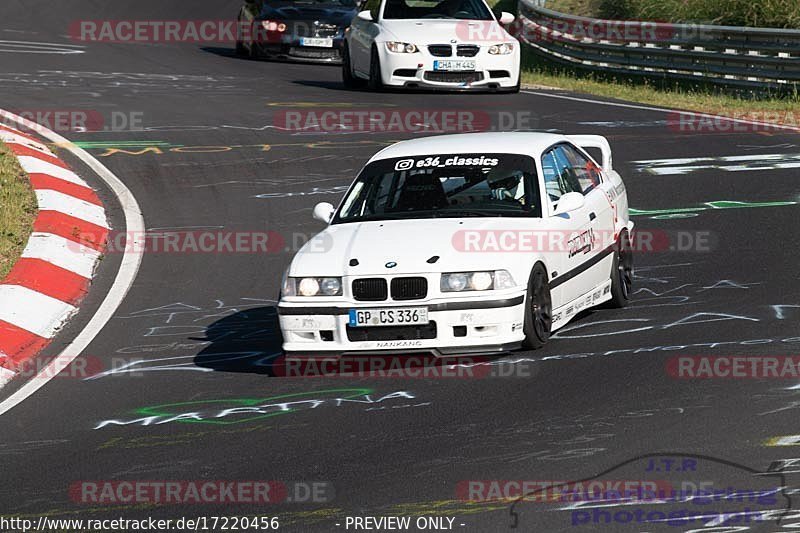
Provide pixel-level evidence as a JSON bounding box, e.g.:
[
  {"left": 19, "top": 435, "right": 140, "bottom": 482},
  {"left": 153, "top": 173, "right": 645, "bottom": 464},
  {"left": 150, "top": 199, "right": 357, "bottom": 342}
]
[
  {"left": 279, "top": 132, "right": 633, "bottom": 356},
  {"left": 342, "top": 0, "right": 520, "bottom": 91}
]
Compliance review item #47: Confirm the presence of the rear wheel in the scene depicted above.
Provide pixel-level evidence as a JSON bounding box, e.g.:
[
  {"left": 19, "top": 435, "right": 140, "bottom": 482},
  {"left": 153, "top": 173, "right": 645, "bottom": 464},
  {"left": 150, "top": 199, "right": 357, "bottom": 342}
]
[
  {"left": 367, "top": 46, "right": 383, "bottom": 91},
  {"left": 522, "top": 264, "right": 552, "bottom": 349},
  {"left": 607, "top": 230, "right": 633, "bottom": 308}
]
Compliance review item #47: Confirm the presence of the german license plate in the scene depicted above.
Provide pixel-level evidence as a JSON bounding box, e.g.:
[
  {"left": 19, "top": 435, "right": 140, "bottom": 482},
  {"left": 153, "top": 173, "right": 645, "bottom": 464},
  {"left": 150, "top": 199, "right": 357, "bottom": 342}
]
[
  {"left": 300, "top": 37, "right": 333, "bottom": 47},
  {"left": 348, "top": 307, "right": 429, "bottom": 327},
  {"left": 433, "top": 60, "right": 475, "bottom": 71}
]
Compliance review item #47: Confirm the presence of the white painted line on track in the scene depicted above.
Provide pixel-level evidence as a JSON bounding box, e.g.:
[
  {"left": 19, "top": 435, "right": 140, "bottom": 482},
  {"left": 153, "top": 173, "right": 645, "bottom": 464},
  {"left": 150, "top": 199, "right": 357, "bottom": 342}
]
[
  {"left": 17, "top": 156, "right": 88, "bottom": 186},
  {"left": 521, "top": 90, "right": 800, "bottom": 132},
  {"left": 0, "top": 109, "right": 145, "bottom": 413},
  {"left": 0, "top": 285, "right": 76, "bottom": 338},
  {"left": 21, "top": 233, "right": 101, "bottom": 278},
  {"left": 35, "top": 189, "right": 109, "bottom": 228},
  {"left": 0, "top": 368, "right": 15, "bottom": 388}
]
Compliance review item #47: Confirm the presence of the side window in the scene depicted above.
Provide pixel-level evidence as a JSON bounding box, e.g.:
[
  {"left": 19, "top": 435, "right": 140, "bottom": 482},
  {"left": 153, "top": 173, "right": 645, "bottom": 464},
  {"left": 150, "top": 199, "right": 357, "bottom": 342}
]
[
  {"left": 363, "top": 0, "right": 381, "bottom": 20},
  {"left": 560, "top": 144, "right": 603, "bottom": 194},
  {"left": 542, "top": 147, "right": 580, "bottom": 206}
]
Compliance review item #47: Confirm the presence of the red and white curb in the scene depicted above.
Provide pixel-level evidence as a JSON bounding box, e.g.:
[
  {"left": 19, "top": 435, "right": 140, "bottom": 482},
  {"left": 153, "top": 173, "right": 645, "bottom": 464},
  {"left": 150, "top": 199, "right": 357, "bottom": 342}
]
[{"left": 0, "top": 124, "right": 109, "bottom": 385}]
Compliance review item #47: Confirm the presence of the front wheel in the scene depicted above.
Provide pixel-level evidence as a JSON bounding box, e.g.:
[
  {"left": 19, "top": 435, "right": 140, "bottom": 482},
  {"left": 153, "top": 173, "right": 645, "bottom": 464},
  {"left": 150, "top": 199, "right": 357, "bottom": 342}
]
[
  {"left": 342, "top": 45, "right": 362, "bottom": 89},
  {"left": 367, "top": 46, "right": 383, "bottom": 91},
  {"left": 607, "top": 230, "right": 633, "bottom": 308},
  {"left": 522, "top": 263, "right": 552, "bottom": 349},
  {"left": 235, "top": 13, "right": 247, "bottom": 55}
]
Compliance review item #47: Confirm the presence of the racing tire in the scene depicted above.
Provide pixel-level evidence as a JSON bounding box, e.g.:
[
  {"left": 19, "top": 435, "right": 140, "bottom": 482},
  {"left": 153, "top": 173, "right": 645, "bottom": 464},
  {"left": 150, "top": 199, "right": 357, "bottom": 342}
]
[
  {"left": 522, "top": 263, "right": 552, "bottom": 350},
  {"left": 368, "top": 46, "right": 383, "bottom": 91},
  {"left": 342, "top": 45, "right": 363, "bottom": 89},
  {"left": 607, "top": 230, "right": 633, "bottom": 308},
  {"left": 235, "top": 12, "right": 247, "bottom": 56},
  {"left": 248, "top": 41, "right": 259, "bottom": 59}
]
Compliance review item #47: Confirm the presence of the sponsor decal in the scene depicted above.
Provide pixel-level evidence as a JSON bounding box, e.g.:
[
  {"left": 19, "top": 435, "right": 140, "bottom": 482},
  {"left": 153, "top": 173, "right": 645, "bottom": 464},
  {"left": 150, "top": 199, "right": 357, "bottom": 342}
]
[{"left": 394, "top": 155, "right": 500, "bottom": 171}]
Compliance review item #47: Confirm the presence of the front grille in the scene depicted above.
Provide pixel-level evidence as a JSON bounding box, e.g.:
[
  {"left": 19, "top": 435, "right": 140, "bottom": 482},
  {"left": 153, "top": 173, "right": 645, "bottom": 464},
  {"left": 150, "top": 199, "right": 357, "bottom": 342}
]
[
  {"left": 391, "top": 277, "right": 428, "bottom": 300},
  {"left": 428, "top": 45, "right": 452, "bottom": 57},
  {"left": 456, "top": 44, "right": 479, "bottom": 57},
  {"left": 424, "top": 71, "right": 484, "bottom": 83},
  {"left": 290, "top": 21, "right": 340, "bottom": 38},
  {"left": 352, "top": 278, "right": 388, "bottom": 301},
  {"left": 346, "top": 321, "right": 437, "bottom": 341},
  {"left": 289, "top": 47, "right": 340, "bottom": 59}
]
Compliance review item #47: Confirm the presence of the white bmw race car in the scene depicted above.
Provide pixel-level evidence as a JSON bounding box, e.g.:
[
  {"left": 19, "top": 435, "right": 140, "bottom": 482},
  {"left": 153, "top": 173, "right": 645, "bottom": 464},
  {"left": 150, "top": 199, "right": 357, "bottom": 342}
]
[
  {"left": 279, "top": 132, "right": 633, "bottom": 356},
  {"left": 342, "top": 0, "right": 520, "bottom": 91}
]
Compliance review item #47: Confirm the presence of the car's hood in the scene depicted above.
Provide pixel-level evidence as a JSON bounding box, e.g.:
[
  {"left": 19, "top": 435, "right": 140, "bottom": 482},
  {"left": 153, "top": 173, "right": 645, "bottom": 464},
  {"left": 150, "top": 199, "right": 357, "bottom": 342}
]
[
  {"left": 262, "top": 5, "right": 357, "bottom": 23},
  {"left": 290, "top": 217, "right": 549, "bottom": 276},
  {"left": 380, "top": 19, "right": 513, "bottom": 45}
]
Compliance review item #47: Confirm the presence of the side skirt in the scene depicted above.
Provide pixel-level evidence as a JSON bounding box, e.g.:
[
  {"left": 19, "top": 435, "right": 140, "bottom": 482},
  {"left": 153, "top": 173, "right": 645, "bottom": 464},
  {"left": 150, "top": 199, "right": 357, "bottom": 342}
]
[{"left": 550, "top": 279, "right": 613, "bottom": 332}]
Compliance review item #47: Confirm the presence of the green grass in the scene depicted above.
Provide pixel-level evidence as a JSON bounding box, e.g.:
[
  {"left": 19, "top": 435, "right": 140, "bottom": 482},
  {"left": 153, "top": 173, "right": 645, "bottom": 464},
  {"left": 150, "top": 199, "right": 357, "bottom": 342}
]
[
  {"left": 0, "top": 142, "right": 36, "bottom": 280},
  {"left": 543, "top": 0, "right": 800, "bottom": 27},
  {"left": 544, "top": 0, "right": 598, "bottom": 17},
  {"left": 520, "top": 67, "right": 800, "bottom": 125}
]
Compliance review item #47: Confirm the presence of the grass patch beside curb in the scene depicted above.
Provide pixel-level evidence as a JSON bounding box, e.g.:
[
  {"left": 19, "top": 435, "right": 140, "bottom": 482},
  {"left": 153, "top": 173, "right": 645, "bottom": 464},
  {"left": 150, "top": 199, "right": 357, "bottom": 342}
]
[
  {"left": 521, "top": 69, "right": 800, "bottom": 126},
  {"left": 0, "top": 142, "right": 37, "bottom": 280}
]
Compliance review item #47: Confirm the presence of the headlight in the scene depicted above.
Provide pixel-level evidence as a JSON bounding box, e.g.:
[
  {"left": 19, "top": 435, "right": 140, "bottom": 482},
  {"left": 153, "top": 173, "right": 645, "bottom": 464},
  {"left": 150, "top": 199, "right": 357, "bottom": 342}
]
[
  {"left": 281, "top": 269, "right": 295, "bottom": 297},
  {"left": 488, "top": 42, "right": 514, "bottom": 55},
  {"left": 386, "top": 41, "right": 418, "bottom": 53},
  {"left": 298, "top": 278, "right": 320, "bottom": 296},
  {"left": 284, "top": 277, "right": 343, "bottom": 297},
  {"left": 441, "top": 270, "right": 516, "bottom": 292}
]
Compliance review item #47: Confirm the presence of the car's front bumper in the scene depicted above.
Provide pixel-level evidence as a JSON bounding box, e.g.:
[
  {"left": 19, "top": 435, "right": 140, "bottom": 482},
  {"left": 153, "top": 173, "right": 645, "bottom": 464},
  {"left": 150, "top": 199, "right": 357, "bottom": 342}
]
[
  {"left": 278, "top": 294, "right": 526, "bottom": 356},
  {"left": 255, "top": 40, "right": 343, "bottom": 63},
  {"left": 378, "top": 45, "right": 520, "bottom": 90}
]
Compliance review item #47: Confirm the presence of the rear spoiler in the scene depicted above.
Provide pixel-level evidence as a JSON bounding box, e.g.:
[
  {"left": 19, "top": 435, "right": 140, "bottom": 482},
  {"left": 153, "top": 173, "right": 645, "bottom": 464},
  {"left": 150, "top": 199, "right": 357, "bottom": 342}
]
[{"left": 565, "top": 135, "right": 613, "bottom": 173}]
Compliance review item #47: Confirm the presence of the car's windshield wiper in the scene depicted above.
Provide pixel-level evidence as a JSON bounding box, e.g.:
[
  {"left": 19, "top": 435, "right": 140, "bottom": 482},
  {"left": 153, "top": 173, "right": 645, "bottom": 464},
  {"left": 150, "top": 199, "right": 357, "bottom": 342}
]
[
  {"left": 433, "top": 209, "right": 512, "bottom": 217},
  {"left": 350, "top": 212, "right": 430, "bottom": 222}
]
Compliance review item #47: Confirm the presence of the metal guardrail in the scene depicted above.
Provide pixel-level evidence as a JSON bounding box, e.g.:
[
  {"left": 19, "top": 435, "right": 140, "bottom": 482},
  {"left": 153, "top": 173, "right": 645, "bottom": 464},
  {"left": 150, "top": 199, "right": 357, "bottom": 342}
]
[{"left": 515, "top": 1, "right": 800, "bottom": 90}]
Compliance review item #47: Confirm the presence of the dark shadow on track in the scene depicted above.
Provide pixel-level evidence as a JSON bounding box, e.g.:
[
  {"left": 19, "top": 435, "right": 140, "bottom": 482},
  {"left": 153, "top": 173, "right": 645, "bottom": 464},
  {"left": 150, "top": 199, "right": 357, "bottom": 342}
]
[
  {"left": 192, "top": 307, "right": 502, "bottom": 378},
  {"left": 201, "top": 47, "right": 342, "bottom": 67},
  {"left": 192, "top": 306, "right": 282, "bottom": 374},
  {"left": 200, "top": 46, "right": 252, "bottom": 60},
  {"left": 292, "top": 79, "right": 502, "bottom": 95}
]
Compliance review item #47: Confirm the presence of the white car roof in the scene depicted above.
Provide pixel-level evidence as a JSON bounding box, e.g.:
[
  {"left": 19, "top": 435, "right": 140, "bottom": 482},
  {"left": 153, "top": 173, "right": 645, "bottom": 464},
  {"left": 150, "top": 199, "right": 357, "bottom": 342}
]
[{"left": 369, "top": 132, "right": 572, "bottom": 161}]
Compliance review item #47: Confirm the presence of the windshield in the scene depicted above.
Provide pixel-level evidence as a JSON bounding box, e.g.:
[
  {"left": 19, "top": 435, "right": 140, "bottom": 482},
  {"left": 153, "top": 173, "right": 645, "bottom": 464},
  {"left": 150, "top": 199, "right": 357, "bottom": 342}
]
[
  {"left": 266, "top": 0, "right": 357, "bottom": 8},
  {"left": 383, "top": 0, "right": 492, "bottom": 20},
  {"left": 333, "top": 153, "right": 541, "bottom": 223}
]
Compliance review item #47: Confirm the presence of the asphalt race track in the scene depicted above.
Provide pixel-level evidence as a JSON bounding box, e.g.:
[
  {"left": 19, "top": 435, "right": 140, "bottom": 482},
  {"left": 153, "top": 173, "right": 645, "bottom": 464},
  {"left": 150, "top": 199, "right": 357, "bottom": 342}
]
[{"left": 2, "top": 1, "right": 800, "bottom": 532}]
